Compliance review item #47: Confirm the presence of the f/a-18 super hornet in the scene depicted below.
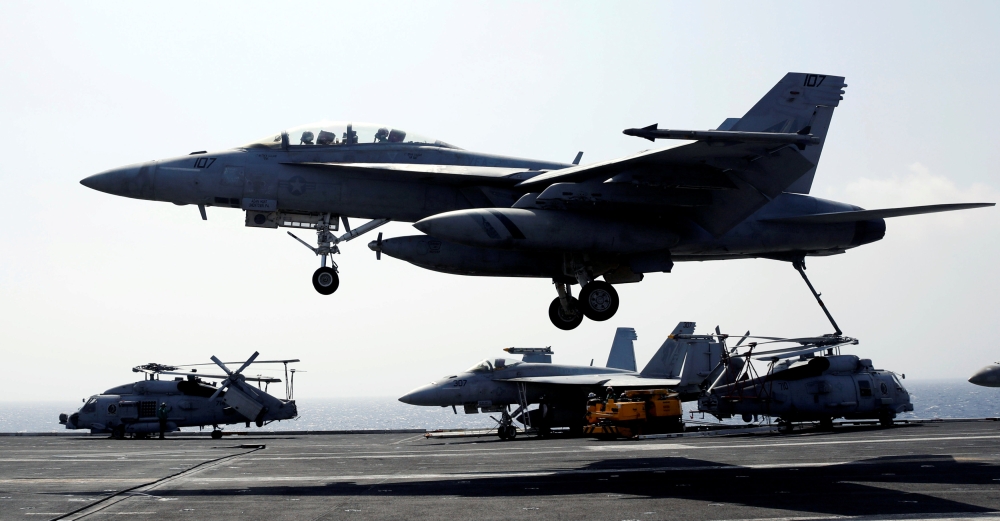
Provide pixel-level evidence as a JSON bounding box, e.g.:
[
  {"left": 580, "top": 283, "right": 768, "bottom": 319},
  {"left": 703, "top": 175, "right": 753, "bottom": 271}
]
[
  {"left": 399, "top": 324, "right": 740, "bottom": 437},
  {"left": 81, "top": 72, "right": 993, "bottom": 330}
]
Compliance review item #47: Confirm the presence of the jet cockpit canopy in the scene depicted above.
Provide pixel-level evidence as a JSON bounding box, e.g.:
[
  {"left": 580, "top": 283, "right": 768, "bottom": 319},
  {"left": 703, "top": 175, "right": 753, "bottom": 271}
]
[
  {"left": 466, "top": 358, "right": 522, "bottom": 373},
  {"left": 242, "top": 121, "right": 459, "bottom": 150}
]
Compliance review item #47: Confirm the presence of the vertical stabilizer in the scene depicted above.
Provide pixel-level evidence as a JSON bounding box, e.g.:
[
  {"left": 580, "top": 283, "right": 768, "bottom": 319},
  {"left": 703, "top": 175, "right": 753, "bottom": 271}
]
[
  {"left": 731, "top": 73, "right": 847, "bottom": 194},
  {"left": 640, "top": 322, "right": 696, "bottom": 377},
  {"left": 606, "top": 328, "right": 638, "bottom": 371}
]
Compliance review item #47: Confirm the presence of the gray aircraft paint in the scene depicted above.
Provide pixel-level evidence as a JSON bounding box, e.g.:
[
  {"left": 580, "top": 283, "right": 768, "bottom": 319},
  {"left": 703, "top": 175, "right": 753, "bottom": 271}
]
[
  {"left": 81, "top": 75, "right": 993, "bottom": 328},
  {"left": 969, "top": 364, "right": 1000, "bottom": 388}
]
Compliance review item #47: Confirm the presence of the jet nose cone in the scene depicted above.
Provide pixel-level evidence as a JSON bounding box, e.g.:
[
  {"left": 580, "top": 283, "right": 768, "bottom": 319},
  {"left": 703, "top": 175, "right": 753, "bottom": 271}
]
[
  {"left": 399, "top": 384, "right": 440, "bottom": 406},
  {"left": 81, "top": 162, "right": 156, "bottom": 199},
  {"left": 969, "top": 365, "right": 1000, "bottom": 387}
]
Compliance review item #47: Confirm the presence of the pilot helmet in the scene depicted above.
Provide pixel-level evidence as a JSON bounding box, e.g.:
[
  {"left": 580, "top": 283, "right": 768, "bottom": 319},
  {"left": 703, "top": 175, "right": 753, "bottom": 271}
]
[{"left": 300, "top": 131, "right": 315, "bottom": 144}]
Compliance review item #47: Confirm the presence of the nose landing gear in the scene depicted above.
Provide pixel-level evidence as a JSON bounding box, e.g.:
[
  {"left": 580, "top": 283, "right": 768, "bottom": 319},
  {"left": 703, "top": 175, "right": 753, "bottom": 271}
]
[{"left": 288, "top": 214, "right": 389, "bottom": 295}]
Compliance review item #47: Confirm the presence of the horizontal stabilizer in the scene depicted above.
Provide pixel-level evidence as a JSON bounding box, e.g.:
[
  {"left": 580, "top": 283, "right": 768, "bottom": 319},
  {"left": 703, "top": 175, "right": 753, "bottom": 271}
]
[{"left": 763, "top": 202, "right": 994, "bottom": 224}]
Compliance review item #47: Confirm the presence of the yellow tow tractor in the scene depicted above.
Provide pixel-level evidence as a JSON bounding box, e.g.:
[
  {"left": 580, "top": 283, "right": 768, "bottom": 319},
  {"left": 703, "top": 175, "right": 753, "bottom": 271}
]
[{"left": 584, "top": 389, "right": 683, "bottom": 439}]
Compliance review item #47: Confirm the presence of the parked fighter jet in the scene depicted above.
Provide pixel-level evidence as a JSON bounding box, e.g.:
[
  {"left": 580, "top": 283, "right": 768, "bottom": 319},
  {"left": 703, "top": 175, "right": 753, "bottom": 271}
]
[
  {"left": 399, "top": 324, "right": 735, "bottom": 437},
  {"left": 969, "top": 363, "right": 1000, "bottom": 387},
  {"left": 81, "top": 73, "right": 993, "bottom": 329},
  {"left": 59, "top": 352, "right": 299, "bottom": 439}
]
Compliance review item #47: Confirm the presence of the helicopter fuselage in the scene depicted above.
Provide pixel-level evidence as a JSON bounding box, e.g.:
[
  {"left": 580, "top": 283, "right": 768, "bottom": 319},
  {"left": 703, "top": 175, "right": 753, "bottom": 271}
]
[{"left": 60, "top": 377, "right": 297, "bottom": 436}]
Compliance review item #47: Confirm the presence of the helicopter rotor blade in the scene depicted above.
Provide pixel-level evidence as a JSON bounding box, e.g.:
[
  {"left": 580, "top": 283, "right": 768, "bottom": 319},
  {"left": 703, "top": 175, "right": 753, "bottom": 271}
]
[
  {"left": 211, "top": 355, "right": 233, "bottom": 376},
  {"left": 231, "top": 352, "right": 260, "bottom": 378},
  {"left": 174, "top": 359, "right": 300, "bottom": 367}
]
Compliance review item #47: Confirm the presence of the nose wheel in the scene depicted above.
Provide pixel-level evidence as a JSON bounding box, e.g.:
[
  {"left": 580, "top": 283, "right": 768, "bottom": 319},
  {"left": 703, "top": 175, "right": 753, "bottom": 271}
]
[
  {"left": 287, "top": 214, "right": 389, "bottom": 296},
  {"left": 312, "top": 267, "right": 340, "bottom": 295}
]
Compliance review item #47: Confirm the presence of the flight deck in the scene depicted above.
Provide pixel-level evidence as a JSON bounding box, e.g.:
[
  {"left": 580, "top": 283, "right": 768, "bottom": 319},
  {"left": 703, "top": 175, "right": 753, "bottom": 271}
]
[{"left": 3, "top": 420, "right": 1000, "bottom": 520}]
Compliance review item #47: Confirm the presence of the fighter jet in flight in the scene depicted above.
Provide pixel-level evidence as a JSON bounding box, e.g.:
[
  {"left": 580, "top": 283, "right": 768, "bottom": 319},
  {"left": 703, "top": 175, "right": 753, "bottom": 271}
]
[{"left": 82, "top": 72, "right": 992, "bottom": 329}]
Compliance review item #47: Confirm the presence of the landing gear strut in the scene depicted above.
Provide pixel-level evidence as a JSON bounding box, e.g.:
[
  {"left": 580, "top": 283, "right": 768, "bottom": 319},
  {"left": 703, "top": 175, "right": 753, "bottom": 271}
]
[{"left": 288, "top": 214, "right": 389, "bottom": 296}]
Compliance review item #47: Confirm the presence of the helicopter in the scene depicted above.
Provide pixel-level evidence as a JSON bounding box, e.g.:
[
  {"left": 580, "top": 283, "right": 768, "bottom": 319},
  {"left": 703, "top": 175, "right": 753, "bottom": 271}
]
[
  {"left": 695, "top": 260, "right": 913, "bottom": 432},
  {"left": 695, "top": 332, "right": 913, "bottom": 432},
  {"left": 59, "top": 352, "right": 300, "bottom": 439}
]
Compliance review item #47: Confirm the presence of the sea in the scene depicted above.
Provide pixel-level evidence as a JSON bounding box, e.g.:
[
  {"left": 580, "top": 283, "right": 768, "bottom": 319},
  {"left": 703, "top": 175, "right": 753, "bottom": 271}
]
[{"left": 2, "top": 379, "right": 997, "bottom": 434}]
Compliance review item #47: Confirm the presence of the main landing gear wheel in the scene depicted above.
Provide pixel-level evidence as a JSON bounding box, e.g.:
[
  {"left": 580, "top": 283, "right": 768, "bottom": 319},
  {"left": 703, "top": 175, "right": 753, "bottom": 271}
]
[
  {"left": 312, "top": 267, "right": 340, "bottom": 295},
  {"left": 578, "top": 281, "right": 619, "bottom": 321},
  {"left": 211, "top": 430, "right": 223, "bottom": 439},
  {"left": 549, "top": 297, "right": 583, "bottom": 330}
]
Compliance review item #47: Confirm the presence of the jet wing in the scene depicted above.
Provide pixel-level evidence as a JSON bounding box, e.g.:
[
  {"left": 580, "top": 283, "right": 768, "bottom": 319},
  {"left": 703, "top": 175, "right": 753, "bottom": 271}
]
[
  {"left": 517, "top": 140, "right": 817, "bottom": 236},
  {"left": 762, "top": 202, "right": 995, "bottom": 223},
  {"left": 501, "top": 374, "right": 681, "bottom": 388},
  {"left": 283, "top": 162, "right": 546, "bottom": 186}
]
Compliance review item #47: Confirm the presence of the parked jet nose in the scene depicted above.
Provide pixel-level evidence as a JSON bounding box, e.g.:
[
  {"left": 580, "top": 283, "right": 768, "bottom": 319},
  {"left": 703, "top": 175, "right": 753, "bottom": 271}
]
[
  {"left": 80, "top": 161, "right": 156, "bottom": 200},
  {"left": 969, "top": 365, "right": 1000, "bottom": 387},
  {"left": 399, "top": 383, "right": 445, "bottom": 406}
]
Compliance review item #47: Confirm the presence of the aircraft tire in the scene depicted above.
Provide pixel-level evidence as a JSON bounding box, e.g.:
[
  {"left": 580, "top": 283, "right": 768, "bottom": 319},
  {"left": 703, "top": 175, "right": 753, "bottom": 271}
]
[
  {"left": 312, "top": 267, "right": 340, "bottom": 295},
  {"left": 506, "top": 426, "right": 517, "bottom": 439},
  {"left": 879, "top": 415, "right": 894, "bottom": 428},
  {"left": 211, "top": 430, "right": 223, "bottom": 439},
  {"left": 548, "top": 297, "right": 583, "bottom": 330},
  {"left": 112, "top": 425, "right": 126, "bottom": 440},
  {"left": 578, "top": 281, "right": 619, "bottom": 321},
  {"left": 497, "top": 428, "right": 509, "bottom": 441}
]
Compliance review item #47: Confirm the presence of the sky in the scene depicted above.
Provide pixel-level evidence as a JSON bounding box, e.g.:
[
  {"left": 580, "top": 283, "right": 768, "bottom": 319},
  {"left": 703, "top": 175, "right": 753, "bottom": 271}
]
[{"left": 0, "top": 1, "right": 998, "bottom": 403}]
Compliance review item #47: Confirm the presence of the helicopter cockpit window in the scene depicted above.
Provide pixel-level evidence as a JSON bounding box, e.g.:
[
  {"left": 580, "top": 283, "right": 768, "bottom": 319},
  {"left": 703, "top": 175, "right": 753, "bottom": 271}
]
[
  {"left": 467, "top": 360, "right": 494, "bottom": 373},
  {"left": 81, "top": 396, "right": 98, "bottom": 413},
  {"left": 281, "top": 121, "right": 460, "bottom": 149}
]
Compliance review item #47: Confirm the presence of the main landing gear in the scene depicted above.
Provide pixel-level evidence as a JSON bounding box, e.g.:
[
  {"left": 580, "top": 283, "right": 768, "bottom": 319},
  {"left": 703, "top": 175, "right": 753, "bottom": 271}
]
[
  {"left": 287, "top": 214, "right": 390, "bottom": 296},
  {"left": 548, "top": 274, "right": 620, "bottom": 330}
]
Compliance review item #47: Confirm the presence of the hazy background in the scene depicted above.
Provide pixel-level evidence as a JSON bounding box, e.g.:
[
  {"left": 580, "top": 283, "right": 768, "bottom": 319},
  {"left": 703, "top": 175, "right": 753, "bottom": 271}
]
[{"left": 1, "top": 2, "right": 998, "bottom": 406}]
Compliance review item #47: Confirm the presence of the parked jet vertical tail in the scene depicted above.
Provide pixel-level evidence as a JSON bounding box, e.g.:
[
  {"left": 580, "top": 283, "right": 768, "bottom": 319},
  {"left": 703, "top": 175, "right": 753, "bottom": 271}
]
[
  {"left": 606, "top": 327, "right": 638, "bottom": 371},
  {"left": 730, "top": 73, "right": 847, "bottom": 194},
  {"left": 640, "top": 322, "right": 696, "bottom": 378}
]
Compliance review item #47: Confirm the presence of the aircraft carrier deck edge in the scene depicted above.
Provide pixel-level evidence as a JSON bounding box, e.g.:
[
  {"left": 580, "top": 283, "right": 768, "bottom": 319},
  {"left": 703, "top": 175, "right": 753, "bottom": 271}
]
[{"left": 2, "top": 419, "right": 999, "bottom": 521}]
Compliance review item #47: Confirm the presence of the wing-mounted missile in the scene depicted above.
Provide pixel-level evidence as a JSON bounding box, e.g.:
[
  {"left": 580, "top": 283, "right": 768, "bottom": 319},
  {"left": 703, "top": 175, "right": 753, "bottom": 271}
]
[
  {"left": 623, "top": 123, "right": 821, "bottom": 150},
  {"left": 504, "top": 347, "right": 553, "bottom": 363}
]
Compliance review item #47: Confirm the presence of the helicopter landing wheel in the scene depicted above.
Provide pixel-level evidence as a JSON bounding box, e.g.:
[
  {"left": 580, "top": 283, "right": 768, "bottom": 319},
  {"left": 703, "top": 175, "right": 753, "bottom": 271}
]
[
  {"left": 505, "top": 426, "right": 517, "bottom": 439},
  {"left": 578, "top": 281, "right": 619, "bottom": 321},
  {"left": 112, "top": 425, "right": 125, "bottom": 440},
  {"left": 312, "top": 267, "right": 339, "bottom": 295},
  {"left": 879, "top": 414, "right": 894, "bottom": 428},
  {"left": 819, "top": 417, "right": 834, "bottom": 430},
  {"left": 211, "top": 430, "right": 223, "bottom": 439},
  {"left": 548, "top": 297, "right": 583, "bottom": 330},
  {"left": 777, "top": 421, "right": 794, "bottom": 434}
]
